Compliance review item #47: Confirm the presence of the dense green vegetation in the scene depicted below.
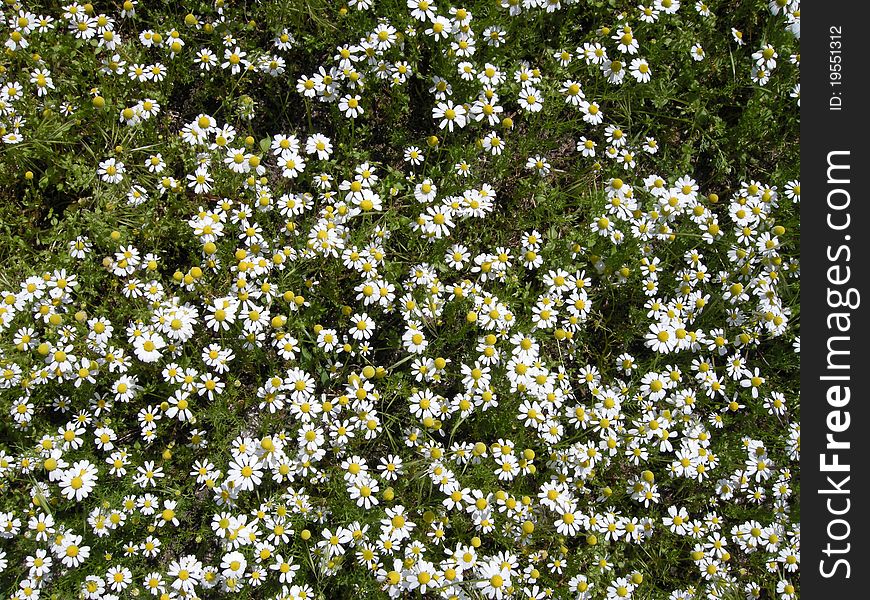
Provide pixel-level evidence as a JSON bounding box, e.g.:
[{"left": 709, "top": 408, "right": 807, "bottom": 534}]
[{"left": 0, "top": 1, "right": 800, "bottom": 599}]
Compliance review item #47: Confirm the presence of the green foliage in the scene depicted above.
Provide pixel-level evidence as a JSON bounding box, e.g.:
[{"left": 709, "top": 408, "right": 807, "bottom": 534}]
[{"left": 0, "top": 0, "right": 799, "bottom": 599}]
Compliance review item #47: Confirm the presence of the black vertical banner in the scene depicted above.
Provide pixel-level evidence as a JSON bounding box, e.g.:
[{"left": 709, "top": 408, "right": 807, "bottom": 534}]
[{"left": 802, "top": 4, "right": 868, "bottom": 597}]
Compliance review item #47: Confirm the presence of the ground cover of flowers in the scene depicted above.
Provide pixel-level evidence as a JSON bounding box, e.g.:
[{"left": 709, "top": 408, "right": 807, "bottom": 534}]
[{"left": 0, "top": 1, "right": 800, "bottom": 599}]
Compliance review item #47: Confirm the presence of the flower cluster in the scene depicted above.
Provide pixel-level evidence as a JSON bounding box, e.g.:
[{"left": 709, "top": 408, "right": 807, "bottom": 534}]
[{"left": 0, "top": 0, "right": 799, "bottom": 599}]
